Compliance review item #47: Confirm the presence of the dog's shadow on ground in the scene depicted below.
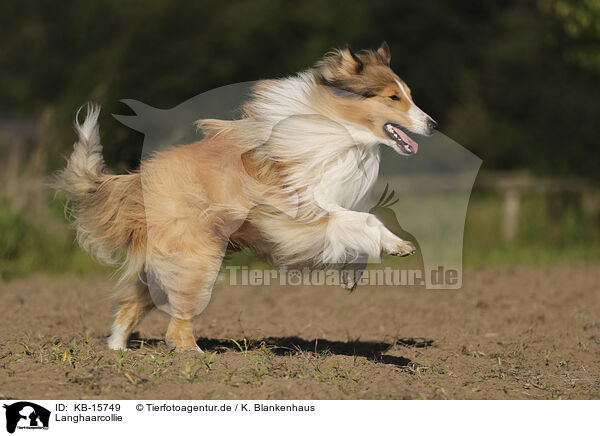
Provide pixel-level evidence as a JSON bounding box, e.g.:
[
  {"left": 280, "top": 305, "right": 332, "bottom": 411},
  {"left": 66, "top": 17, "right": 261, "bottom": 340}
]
[{"left": 129, "top": 333, "right": 433, "bottom": 369}]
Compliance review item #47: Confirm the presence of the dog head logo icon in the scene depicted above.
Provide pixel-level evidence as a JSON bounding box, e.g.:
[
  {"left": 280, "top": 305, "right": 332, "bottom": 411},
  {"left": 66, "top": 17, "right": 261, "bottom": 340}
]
[{"left": 3, "top": 402, "right": 50, "bottom": 434}]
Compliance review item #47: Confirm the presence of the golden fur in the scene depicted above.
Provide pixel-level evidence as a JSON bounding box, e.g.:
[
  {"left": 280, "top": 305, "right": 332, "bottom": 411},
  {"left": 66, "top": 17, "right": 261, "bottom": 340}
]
[{"left": 55, "top": 43, "right": 435, "bottom": 352}]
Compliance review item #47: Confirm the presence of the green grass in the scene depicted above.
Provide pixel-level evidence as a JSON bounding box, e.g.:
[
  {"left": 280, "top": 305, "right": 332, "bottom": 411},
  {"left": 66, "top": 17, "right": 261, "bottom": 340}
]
[
  {"left": 15, "top": 332, "right": 370, "bottom": 389},
  {"left": 463, "top": 192, "right": 600, "bottom": 266},
  {"left": 1, "top": 187, "right": 599, "bottom": 280}
]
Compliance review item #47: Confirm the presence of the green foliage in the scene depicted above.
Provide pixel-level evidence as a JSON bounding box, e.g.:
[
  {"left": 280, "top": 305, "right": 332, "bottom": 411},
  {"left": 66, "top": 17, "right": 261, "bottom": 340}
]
[
  {"left": 0, "top": 195, "right": 106, "bottom": 279},
  {"left": 0, "top": 0, "right": 599, "bottom": 179},
  {"left": 540, "top": 0, "right": 600, "bottom": 70}
]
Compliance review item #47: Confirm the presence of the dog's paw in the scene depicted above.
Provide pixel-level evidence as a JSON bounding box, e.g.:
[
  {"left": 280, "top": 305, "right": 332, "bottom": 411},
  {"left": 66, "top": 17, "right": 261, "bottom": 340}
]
[
  {"left": 107, "top": 337, "right": 128, "bottom": 351},
  {"left": 106, "top": 332, "right": 128, "bottom": 351},
  {"left": 174, "top": 344, "right": 204, "bottom": 354},
  {"left": 386, "top": 240, "right": 416, "bottom": 257},
  {"left": 165, "top": 337, "right": 204, "bottom": 353},
  {"left": 340, "top": 270, "right": 358, "bottom": 292}
]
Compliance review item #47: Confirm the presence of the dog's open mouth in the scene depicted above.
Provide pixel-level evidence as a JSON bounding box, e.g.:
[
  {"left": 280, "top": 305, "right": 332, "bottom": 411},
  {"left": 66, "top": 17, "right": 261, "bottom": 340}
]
[{"left": 384, "top": 123, "right": 419, "bottom": 155}]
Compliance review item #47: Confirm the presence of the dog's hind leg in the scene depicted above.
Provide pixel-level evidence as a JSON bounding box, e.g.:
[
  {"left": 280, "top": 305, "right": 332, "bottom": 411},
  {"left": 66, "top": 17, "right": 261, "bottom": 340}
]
[
  {"left": 148, "top": 244, "right": 224, "bottom": 353},
  {"left": 107, "top": 279, "right": 155, "bottom": 350},
  {"left": 165, "top": 317, "right": 200, "bottom": 352},
  {"left": 163, "top": 260, "right": 222, "bottom": 353}
]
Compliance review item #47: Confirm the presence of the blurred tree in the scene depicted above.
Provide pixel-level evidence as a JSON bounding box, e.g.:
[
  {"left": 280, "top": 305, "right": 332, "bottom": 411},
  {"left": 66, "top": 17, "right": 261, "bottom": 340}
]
[
  {"left": 540, "top": 0, "right": 600, "bottom": 70},
  {"left": 0, "top": 0, "right": 598, "bottom": 180}
]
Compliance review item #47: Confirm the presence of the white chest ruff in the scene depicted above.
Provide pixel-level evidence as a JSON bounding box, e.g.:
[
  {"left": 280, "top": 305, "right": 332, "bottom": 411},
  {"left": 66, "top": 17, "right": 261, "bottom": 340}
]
[{"left": 310, "top": 147, "right": 380, "bottom": 212}]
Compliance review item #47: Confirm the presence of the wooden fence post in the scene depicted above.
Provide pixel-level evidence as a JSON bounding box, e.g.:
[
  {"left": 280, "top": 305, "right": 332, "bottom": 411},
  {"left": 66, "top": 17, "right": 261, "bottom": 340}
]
[{"left": 502, "top": 188, "right": 520, "bottom": 242}]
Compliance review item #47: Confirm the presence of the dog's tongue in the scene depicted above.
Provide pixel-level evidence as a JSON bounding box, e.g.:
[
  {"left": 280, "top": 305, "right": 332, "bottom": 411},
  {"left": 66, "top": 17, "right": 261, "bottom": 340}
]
[{"left": 392, "top": 125, "right": 419, "bottom": 154}]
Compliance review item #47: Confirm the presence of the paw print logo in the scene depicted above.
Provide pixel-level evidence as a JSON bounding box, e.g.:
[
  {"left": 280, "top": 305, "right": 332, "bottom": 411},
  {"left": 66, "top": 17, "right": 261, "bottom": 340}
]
[
  {"left": 287, "top": 269, "right": 303, "bottom": 286},
  {"left": 370, "top": 183, "right": 420, "bottom": 256}
]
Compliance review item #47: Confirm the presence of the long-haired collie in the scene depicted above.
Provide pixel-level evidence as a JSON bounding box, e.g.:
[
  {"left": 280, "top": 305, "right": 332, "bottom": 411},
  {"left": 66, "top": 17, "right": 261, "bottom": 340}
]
[{"left": 55, "top": 42, "right": 436, "bottom": 352}]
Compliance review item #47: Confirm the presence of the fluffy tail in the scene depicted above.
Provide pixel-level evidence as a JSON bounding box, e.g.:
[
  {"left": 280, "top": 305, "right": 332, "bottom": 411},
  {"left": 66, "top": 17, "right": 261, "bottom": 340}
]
[{"left": 54, "top": 105, "right": 146, "bottom": 279}]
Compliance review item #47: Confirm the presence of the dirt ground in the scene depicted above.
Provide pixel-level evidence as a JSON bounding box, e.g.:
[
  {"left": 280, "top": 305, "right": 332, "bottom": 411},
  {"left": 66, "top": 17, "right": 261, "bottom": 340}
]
[{"left": 0, "top": 266, "right": 599, "bottom": 399}]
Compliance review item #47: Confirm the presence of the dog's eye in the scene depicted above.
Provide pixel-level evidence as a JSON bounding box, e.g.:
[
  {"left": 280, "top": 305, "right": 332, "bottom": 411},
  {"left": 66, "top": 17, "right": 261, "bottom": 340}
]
[{"left": 389, "top": 95, "right": 400, "bottom": 101}]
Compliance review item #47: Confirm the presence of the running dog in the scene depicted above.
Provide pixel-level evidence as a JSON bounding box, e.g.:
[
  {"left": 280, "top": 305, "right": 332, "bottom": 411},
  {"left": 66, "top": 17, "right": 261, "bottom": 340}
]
[{"left": 55, "top": 42, "right": 436, "bottom": 352}]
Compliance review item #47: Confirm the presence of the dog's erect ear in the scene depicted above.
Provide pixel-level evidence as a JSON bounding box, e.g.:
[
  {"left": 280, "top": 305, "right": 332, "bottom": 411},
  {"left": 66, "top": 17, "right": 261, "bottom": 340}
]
[
  {"left": 341, "top": 44, "right": 364, "bottom": 74},
  {"left": 377, "top": 41, "right": 391, "bottom": 65},
  {"left": 314, "top": 44, "right": 365, "bottom": 85}
]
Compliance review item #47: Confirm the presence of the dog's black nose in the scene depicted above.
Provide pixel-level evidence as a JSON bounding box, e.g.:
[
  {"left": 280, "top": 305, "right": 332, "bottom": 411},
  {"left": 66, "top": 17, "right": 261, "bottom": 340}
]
[{"left": 427, "top": 118, "right": 438, "bottom": 131}]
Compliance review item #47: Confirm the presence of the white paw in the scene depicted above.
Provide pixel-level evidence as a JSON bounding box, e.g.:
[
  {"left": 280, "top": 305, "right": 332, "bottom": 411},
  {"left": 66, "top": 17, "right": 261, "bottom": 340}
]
[
  {"left": 340, "top": 272, "right": 356, "bottom": 291},
  {"left": 107, "top": 336, "right": 128, "bottom": 351},
  {"left": 385, "top": 240, "right": 416, "bottom": 257}
]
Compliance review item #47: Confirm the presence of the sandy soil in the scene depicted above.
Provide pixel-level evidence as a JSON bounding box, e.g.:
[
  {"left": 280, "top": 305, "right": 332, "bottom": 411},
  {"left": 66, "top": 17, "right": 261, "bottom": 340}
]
[{"left": 0, "top": 266, "right": 599, "bottom": 399}]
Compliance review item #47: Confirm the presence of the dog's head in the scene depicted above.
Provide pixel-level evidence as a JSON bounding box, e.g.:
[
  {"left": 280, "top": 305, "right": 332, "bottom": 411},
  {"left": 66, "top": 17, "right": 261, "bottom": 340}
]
[{"left": 314, "top": 42, "right": 436, "bottom": 155}]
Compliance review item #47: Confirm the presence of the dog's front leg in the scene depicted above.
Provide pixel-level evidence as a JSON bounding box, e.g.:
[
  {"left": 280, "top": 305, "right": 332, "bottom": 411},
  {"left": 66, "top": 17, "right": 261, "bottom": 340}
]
[
  {"left": 379, "top": 223, "right": 416, "bottom": 257},
  {"left": 324, "top": 210, "right": 415, "bottom": 263}
]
